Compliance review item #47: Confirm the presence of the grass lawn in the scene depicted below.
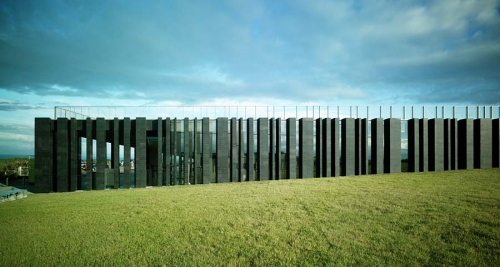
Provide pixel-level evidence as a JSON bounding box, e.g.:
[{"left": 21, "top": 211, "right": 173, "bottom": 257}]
[{"left": 1, "top": 168, "right": 499, "bottom": 266}]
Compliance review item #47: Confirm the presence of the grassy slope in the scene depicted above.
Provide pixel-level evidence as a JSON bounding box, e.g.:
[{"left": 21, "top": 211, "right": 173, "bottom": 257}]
[{"left": 1, "top": 169, "right": 499, "bottom": 266}]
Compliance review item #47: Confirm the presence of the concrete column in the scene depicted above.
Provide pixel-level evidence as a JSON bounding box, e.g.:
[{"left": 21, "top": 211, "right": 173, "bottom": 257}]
[
  {"left": 193, "top": 118, "right": 200, "bottom": 184},
  {"left": 341, "top": 118, "right": 355, "bottom": 176},
  {"left": 407, "top": 119, "right": 419, "bottom": 172},
  {"left": 331, "top": 118, "right": 340, "bottom": 177},
  {"left": 384, "top": 118, "right": 401, "bottom": 173},
  {"left": 216, "top": 118, "right": 229, "bottom": 183},
  {"left": 157, "top": 117, "right": 163, "bottom": 186},
  {"left": 112, "top": 118, "right": 120, "bottom": 188},
  {"left": 275, "top": 118, "right": 281, "bottom": 180},
  {"left": 299, "top": 118, "right": 313, "bottom": 178},
  {"left": 474, "top": 119, "right": 492, "bottom": 169},
  {"left": 70, "top": 118, "right": 78, "bottom": 191},
  {"left": 269, "top": 118, "right": 275, "bottom": 180},
  {"left": 247, "top": 118, "right": 255, "bottom": 181},
  {"left": 322, "top": 118, "right": 331, "bottom": 177},
  {"left": 86, "top": 118, "right": 94, "bottom": 190},
  {"left": 230, "top": 118, "right": 238, "bottom": 182},
  {"left": 429, "top": 118, "right": 444, "bottom": 172},
  {"left": 184, "top": 118, "right": 190, "bottom": 185},
  {"left": 35, "top": 118, "right": 53, "bottom": 193},
  {"left": 257, "top": 118, "right": 269, "bottom": 181},
  {"left": 202, "top": 118, "right": 211, "bottom": 184},
  {"left": 56, "top": 118, "right": 69, "bottom": 192},
  {"left": 95, "top": 118, "right": 106, "bottom": 190},
  {"left": 458, "top": 119, "right": 474, "bottom": 169},
  {"left": 315, "top": 118, "right": 323, "bottom": 177},
  {"left": 371, "top": 118, "right": 384, "bottom": 174},
  {"left": 286, "top": 118, "right": 296, "bottom": 179},
  {"left": 493, "top": 119, "right": 500, "bottom": 168},
  {"left": 135, "top": 117, "right": 147, "bottom": 188},
  {"left": 164, "top": 118, "right": 171, "bottom": 186},
  {"left": 419, "top": 119, "right": 428, "bottom": 172},
  {"left": 123, "top": 118, "right": 131, "bottom": 188},
  {"left": 238, "top": 118, "right": 245, "bottom": 181}
]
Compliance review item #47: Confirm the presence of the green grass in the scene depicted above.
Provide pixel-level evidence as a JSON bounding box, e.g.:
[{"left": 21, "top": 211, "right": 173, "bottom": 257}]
[{"left": 1, "top": 169, "right": 499, "bottom": 266}]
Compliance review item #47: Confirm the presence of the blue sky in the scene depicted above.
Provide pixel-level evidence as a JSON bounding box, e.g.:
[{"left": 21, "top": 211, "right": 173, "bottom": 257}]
[{"left": 0, "top": 0, "right": 499, "bottom": 155}]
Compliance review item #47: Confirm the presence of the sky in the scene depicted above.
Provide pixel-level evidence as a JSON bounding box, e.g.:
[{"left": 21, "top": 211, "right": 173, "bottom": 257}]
[{"left": 0, "top": 0, "right": 499, "bottom": 155}]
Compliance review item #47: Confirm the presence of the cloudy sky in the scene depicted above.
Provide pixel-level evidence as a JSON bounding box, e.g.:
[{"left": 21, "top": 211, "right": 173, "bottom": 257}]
[{"left": 1, "top": 0, "right": 499, "bottom": 155}]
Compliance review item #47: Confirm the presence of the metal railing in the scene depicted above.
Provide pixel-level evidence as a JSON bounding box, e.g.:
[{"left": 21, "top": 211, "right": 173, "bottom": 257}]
[{"left": 54, "top": 105, "right": 500, "bottom": 120}]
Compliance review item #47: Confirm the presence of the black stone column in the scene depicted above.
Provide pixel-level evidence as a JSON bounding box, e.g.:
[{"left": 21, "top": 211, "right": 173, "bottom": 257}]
[
  {"left": 157, "top": 117, "right": 163, "bottom": 186},
  {"left": 216, "top": 118, "right": 229, "bottom": 183},
  {"left": 493, "top": 119, "right": 500, "bottom": 168},
  {"left": 322, "top": 118, "right": 331, "bottom": 177},
  {"left": 286, "top": 118, "right": 296, "bottom": 179},
  {"left": 407, "top": 119, "right": 419, "bottom": 172},
  {"left": 474, "top": 119, "right": 492, "bottom": 169},
  {"left": 331, "top": 118, "right": 340, "bottom": 177},
  {"left": 371, "top": 118, "right": 384, "bottom": 174},
  {"left": 239, "top": 118, "right": 245, "bottom": 181},
  {"left": 193, "top": 118, "right": 200, "bottom": 184},
  {"left": 269, "top": 118, "right": 275, "bottom": 180},
  {"left": 135, "top": 118, "right": 147, "bottom": 188},
  {"left": 95, "top": 118, "right": 106, "bottom": 190},
  {"left": 113, "top": 118, "right": 120, "bottom": 188},
  {"left": 384, "top": 118, "right": 401, "bottom": 173},
  {"left": 419, "top": 119, "right": 428, "bottom": 172},
  {"left": 35, "top": 118, "right": 53, "bottom": 193},
  {"left": 69, "top": 118, "right": 78, "bottom": 191},
  {"left": 275, "top": 118, "right": 281, "bottom": 180},
  {"left": 164, "top": 118, "right": 171, "bottom": 185},
  {"left": 247, "top": 118, "right": 255, "bottom": 181},
  {"left": 86, "top": 117, "right": 94, "bottom": 190},
  {"left": 184, "top": 118, "right": 191, "bottom": 185},
  {"left": 123, "top": 118, "right": 131, "bottom": 188},
  {"left": 230, "top": 118, "right": 238, "bottom": 182},
  {"left": 202, "top": 118, "right": 211, "bottom": 184},
  {"left": 299, "top": 118, "right": 313, "bottom": 178},
  {"left": 56, "top": 118, "right": 69, "bottom": 192},
  {"left": 429, "top": 119, "right": 444, "bottom": 172},
  {"left": 257, "top": 118, "right": 269, "bottom": 181},
  {"left": 341, "top": 118, "right": 355, "bottom": 176},
  {"left": 315, "top": 118, "right": 323, "bottom": 177}
]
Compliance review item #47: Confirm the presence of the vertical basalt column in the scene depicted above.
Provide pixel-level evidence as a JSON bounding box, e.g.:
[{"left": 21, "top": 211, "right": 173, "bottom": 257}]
[
  {"left": 257, "top": 118, "right": 269, "bottom": 181},
  {"left": 322, "top": 118, "right": 331, "bottom": 177},
  {"left": 56, "top": 118, "right": 69, "bottom": 192},
  {"left": 157, "top": 117, "right": 163, "bottom": 186},
  {"left": 184, "top": 118, "right": 191, "bottom": 185},
  {"left": 341, "top": 118, "right": 355, "bottom": 176},
  {"left": 315, "top": 118, "right": 323, "bottom": 177},
  {"left": 239, "top": 118, "right": 245, "bottom": 181},
  {"left": 193, "top": 118, "right": 200, "bottom": 185},
  {"left": 202, "top": 118, "right": 211, "bottom": 184},
  {"left": 361, "top": 119, "right": 368, "bottom": 175},
  {"left": 275, "top": 118, "right": 281, "bottom": 180},
  {"left": 384, "top": 118, "right": 401, "bottom": 173},
  {"left": 493, "top": 119, "right": 500, "bottom": 168},
  {"left": 216, "top": 118, "right": 229, "bottom": 183},
  {"left": 123, "top": 118, "right": 131, "bottom": 188},
  {"left": 450, "top": 119, "right": 458, "bottom": 170},
  {"left": 407, "top": 118, "right": 419, "bottom": 172},
  {"left": 371, "top": 118, "right": 384, "bottom": 174},
  {"left": 354, "top": 119, "right": 361, "bottom": 175},
  {"left": 444, "top": 119, "right": 451, "bottom": 170},
  {"left": 458, "top": 119, "right": 474, "bottom": 169},
  {"left": 429, "top": 118, "right": 444, "bottom": 172},
  {"left": 331, "top": 118, "right": 340, "bottom": 177},
  {"left": 85, "top": 118, "right": 94, "bottom": 190},
  {"left": 247, "top": 118, "right": 255, "bottom": 181},
  {"left": 35, "top": 118, "right": 53, "bottom": 193},
  {"left": 112, "top": 118, "right": 120, "bottom": 188},
  {"left": 164, "top": 118, "right": 171, "bottom": 186},
  {"left": 419, "top": 119, "right": 428, "bottom": 172},
  {"left": 77, "top": 134, "right": 82, "bottom": 190},
  {"left": 269, "top": 118, "right": 275, "bottom": 180},
  {"left": 95, "top": 118, "right": 106, "bottom": 190},
  {"left": 299, "top": 118, "right": 313, "bottom": 178},
  {"left": 230, "top": 118, "right": 238, "bottom": 182},
  {"left": 286, "top": 118, "right": 297, "bottom": 179},
  {"left": 135, "top": 117, "right": 147, "bottom": 188},
  {"left": 70, "top": 118, "right": 78, "bottom": 191},
  {"left": 172, "top": 119, "right": 177, "bottom": 185},
  {"left": 474, "top": 119, "right": 492, "bottom": 169}
]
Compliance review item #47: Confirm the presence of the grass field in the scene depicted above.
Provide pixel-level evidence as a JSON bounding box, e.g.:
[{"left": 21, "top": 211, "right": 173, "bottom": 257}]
[{"left": 1, "top": 169, "right": 499, "bottom": 266}]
